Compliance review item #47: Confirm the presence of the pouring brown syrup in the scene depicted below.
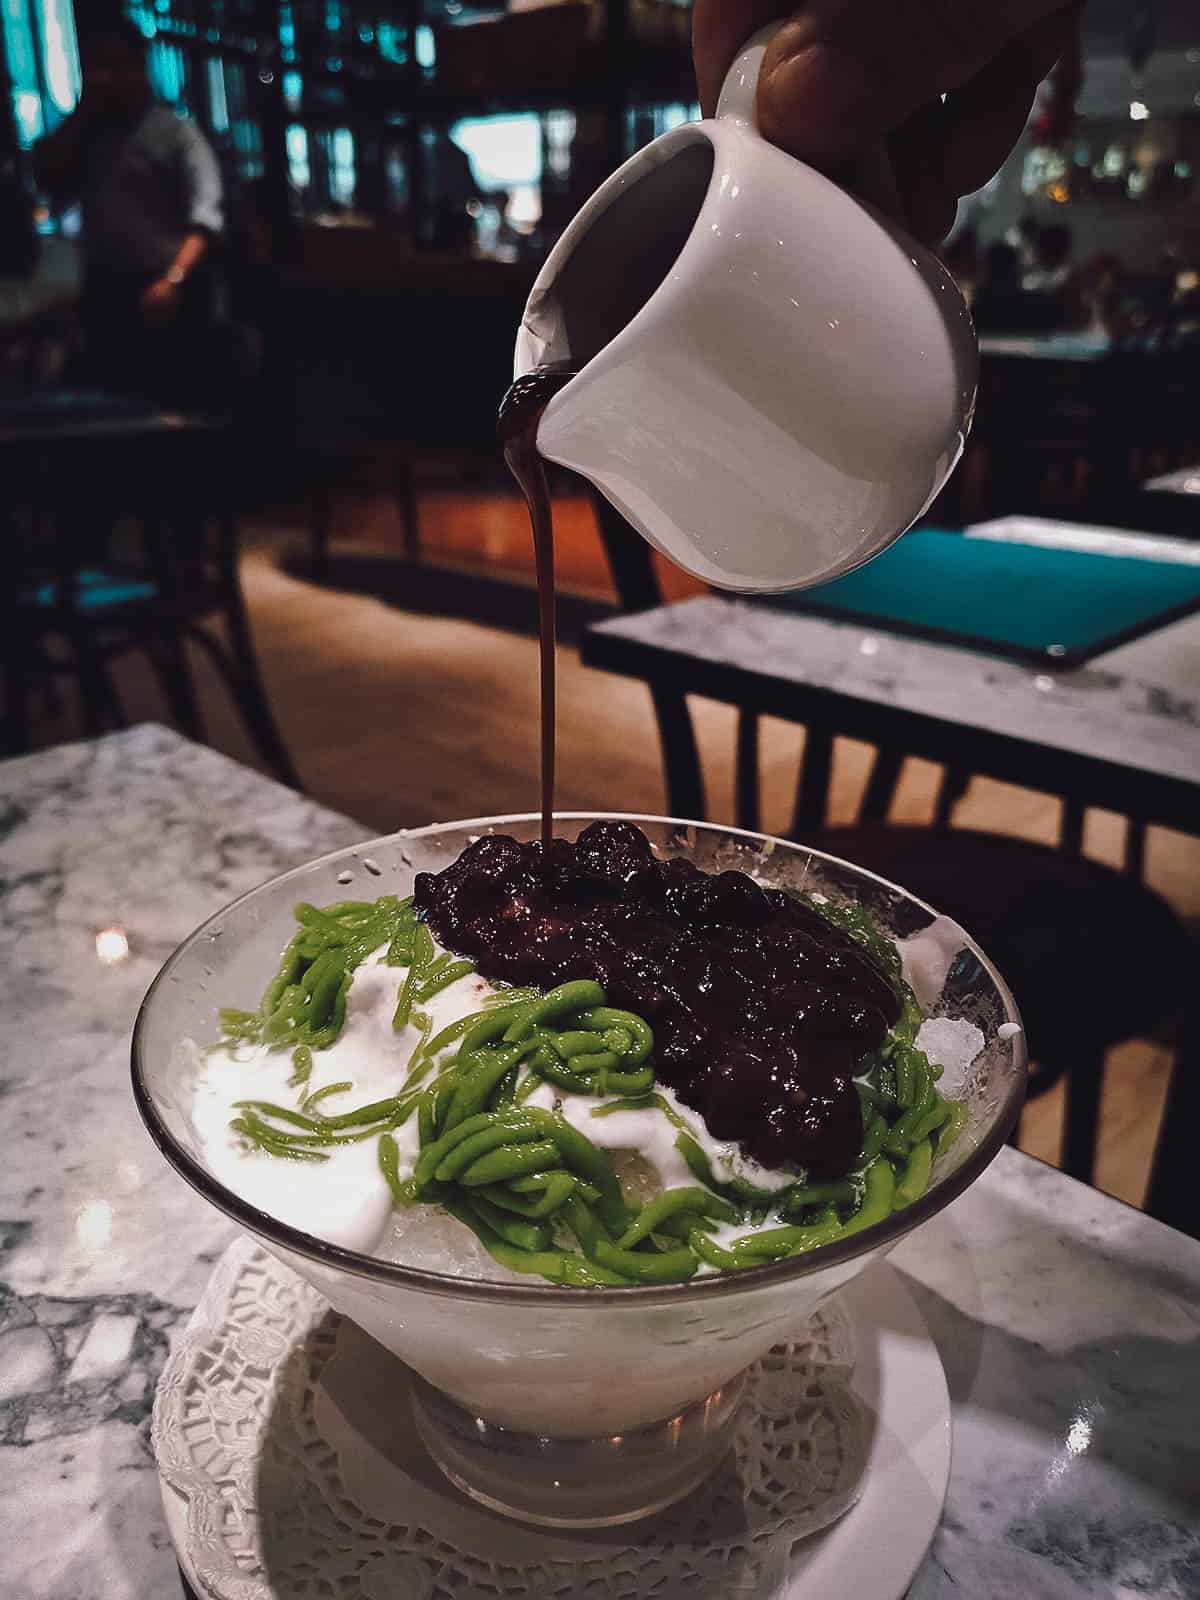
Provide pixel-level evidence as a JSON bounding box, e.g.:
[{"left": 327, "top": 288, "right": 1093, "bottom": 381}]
[{"left": 498, "top": 366, "right": 576, "bottom": 848}]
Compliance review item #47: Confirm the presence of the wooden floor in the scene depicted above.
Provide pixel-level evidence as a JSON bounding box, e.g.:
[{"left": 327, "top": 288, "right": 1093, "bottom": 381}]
[
  {"left": 40, "top": 497, "right": 1199, "bottom": 1214},
  {"left": 326, "top": 480, "right": 706, "bottom": 601}
]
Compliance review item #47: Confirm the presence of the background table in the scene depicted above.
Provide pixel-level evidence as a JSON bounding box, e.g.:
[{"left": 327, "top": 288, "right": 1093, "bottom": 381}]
[
  {"left": 1145, "top": 465, "right": 1200, "bottom": 498},
  {"left": 0, "top": 726, "right": 1196, "bottom": 1599},
  {"left": 1141, "top": 465, "right": 1200, "bottom": 539},
  {"left": 582, "top": 554, "right": 1200, "bottom": 840}
]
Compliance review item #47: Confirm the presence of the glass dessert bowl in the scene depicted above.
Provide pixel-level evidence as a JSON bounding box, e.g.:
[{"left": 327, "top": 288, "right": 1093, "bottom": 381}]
[{"left": 132, "top": 815, "right": 1025, "bottom": 1528}]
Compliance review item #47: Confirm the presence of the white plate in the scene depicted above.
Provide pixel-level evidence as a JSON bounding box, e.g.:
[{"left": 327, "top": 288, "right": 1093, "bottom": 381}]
[
  {"left": 793, "top": 1264, "right": 950, "bottom": 1597},
  {"left": 157, "top": 1237, "right": 948, "bottom": 1599}
]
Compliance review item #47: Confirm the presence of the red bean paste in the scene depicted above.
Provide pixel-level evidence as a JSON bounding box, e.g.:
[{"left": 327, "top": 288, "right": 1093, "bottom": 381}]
[{"left": 414, "top": 821, "right": 901, "bottom": 1177}]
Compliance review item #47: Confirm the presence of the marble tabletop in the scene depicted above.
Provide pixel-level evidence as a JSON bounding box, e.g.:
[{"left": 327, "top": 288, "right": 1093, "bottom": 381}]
[{"left": 1, "top": 725, "right": 1196, "bottom": 1599}]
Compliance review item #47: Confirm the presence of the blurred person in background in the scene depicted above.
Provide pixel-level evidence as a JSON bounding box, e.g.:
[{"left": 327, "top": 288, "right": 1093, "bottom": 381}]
[
  {"left": 1024, "top": 221, "right": 1081, "bottom": 329},
  {"left": 1076, "top": 253, "right": 1124, "bottom": 339},
  {"left": 971, "top": 241, "right": 1030, "bottom": 333},
  {"left": 0, "top": 154, "right": 37, "bottom": 280},
  {"left": 1024, "top": 221, "right": 1073, "bottom": 293},
  {"left": 33, "top": 19, "right": 224, "bottom": 410},
  {"left": 941, "top": 224, "right": 979, "bottom": 304},
  {"left": 1009, "top": 215, "right": 1042, "bottom": 279},
  {"left": 426, "top": 136, "right": 483, "bottom": 256}
]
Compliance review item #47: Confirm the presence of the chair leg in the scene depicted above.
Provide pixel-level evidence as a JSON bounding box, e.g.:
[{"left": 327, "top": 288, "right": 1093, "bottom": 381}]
[
  {"left": 859, "top": 746, "right": 905, "bottom": 824},
  {"left": 1061, "top": 1043, "right": 1106, "bottom": 1186},
  {"left": 310, "top": 479, "right": 332, "bottom": 582},
  {"left": 193, "top": 611, "right": 301, "bottom": 789},
  {"left": 70, "top": 634, "right": 115, "bottom": 738},
  {"left": 1, "top": 644, "right": 34, "bottom": 755},
  {"left": 76, "top": 675, "right": 107, "bottom": 736},
  {"left": 932, "top": 766, "right": 971, "bottom": 829},
  {"left": 89, "top": 645, "right": 129, "bottom": 730},
  {"left": 29, "top": 639, "right": 63, "bottom": 718},
  {"left": 392, "top": 453, "right": 421, "bottom": 563},
  {"left": 1145, "top": 1000, "right": 1199, "bottom": 1237},
  {"left": 1061, "top": 798, "right": 1086, "bottom": 856},
  {"left": 148, "top": 633, "right": 207, "bottom": 744},
  {"left": 648, "top": 686, "right": 705, "bottom": 821},
  {"left": 790, "top": 725, "right": 834, "bottom": 837},
  {"left": 735, "top": 710, "right": 760, "bottom": 833},
  {"left": 193, "top": 519, "right": 300, "bottom": 789},
  {"left": 1125, "top": 818, "right": 1147, "bottom": 881}
]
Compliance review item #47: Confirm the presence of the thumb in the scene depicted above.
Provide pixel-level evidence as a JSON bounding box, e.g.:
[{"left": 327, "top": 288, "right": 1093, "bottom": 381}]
[{"left": 755, "top": 0, "right": 1069, "bottom": 169}]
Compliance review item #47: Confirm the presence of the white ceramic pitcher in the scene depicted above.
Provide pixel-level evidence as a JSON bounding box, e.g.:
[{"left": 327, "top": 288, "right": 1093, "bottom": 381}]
[{"left": 513, "top": 26, "right": 977, "bottom": 594}]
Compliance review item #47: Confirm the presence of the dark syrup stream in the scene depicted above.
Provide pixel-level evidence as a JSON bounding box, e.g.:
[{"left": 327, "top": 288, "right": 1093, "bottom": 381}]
[
  {"left": 496, "top": 366, "right": 576, "bottom": 851},
  {"left": 498, "top": 367, "right": 577, "bottom": 847}
]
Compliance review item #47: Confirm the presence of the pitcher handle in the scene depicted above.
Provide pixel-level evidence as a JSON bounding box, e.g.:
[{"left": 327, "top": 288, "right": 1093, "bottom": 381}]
[{"left": 715, "top": 21, "right": 786, "bottom": 128}]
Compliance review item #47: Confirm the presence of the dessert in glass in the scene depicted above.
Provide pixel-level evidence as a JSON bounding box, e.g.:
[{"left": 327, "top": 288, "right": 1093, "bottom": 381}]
[{"left": 133, "top": 814, "right": 1025, "bottom": 1527}]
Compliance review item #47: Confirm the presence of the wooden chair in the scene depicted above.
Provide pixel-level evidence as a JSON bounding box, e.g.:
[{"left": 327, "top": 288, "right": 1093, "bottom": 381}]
[
  {"left": 1143, "top": 996, "right": 1200, "bottom": 1239},
  {"left": 590, "top": 489, "right": 1194, "bottom": 1190},
  {"left": 303, "top": 427, "right": 421, "bottom": 581},
  {"left": 1, "top": 399, "right": 299, "bottom": 788}
]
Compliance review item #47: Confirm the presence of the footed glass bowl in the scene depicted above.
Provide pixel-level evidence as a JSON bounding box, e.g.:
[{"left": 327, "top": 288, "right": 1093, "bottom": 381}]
[{"left": 133, "top": 815, "right": 1025, "bottom": 1527}]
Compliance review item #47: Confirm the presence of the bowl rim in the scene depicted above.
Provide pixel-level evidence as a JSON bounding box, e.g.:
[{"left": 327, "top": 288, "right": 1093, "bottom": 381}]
[{"left": 131, "top": 812, "right": 1027, "bottom": 1307}]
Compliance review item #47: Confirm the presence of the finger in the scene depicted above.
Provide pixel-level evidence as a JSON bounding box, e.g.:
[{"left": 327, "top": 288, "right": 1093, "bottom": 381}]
[
  {"left": 837, "top": 137, "right": 908, "bottom": 222},
  {"left": 939, "top": 69, "right": 1040, "bottom": 208},
  {"left": 885, "top": 99, "right": 956, "bottom": 246},
  {"left": 938, "top": 8, "right": 1080, "bottom": 199},
  {"left": 756, "top": 0, "right": 1070, "bottom": 170},
  {"left": 883, "top": 7, "right": 1079, "bottom": 243},
  {"left": 693, "top": 1, "right": 795, "bottom": 116}
]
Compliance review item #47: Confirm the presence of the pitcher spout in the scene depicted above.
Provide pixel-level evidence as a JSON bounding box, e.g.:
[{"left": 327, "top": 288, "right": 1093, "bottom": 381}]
[{"left": 515, "top": 287, "right": 571, "bottom": 377}]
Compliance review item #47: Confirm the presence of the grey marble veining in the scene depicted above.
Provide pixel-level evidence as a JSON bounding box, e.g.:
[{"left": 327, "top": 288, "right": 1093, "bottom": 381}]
[
  {"left": 590, "top": 595, "right": 1200, "bottom": 806},
  {"left": 1, "top": 726, "right": 1197, "bottom": 1599},
  {"left": 898, "top": 1159, "right": 1200, "bottom": 1599},
  {"left": 0, "top": 727, "right": 365, "bottom": 1600}
]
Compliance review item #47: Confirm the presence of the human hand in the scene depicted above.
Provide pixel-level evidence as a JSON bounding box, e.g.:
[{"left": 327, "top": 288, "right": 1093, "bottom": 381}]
[
  {"left": 140, "top": 276, "right": 181, "bottom": 327},
  {"left": 693, "top": 1, "right": 1079, "bottom": 243}
]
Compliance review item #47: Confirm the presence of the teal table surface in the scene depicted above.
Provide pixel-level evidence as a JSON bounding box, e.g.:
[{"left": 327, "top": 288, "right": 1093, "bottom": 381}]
[{"left": 763, "top": 528, "right": 1200, "bottom": 666}]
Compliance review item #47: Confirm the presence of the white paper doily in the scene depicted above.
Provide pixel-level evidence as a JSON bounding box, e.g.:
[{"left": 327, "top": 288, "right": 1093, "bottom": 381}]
[{"left": 154, "top": 1236, "right": 949, "bottom": 1600}]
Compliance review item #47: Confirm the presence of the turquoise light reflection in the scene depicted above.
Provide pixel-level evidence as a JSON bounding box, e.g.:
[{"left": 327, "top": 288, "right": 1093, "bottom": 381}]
[{"left": 450, "top": 113, "right": 541, "bottom": 192}]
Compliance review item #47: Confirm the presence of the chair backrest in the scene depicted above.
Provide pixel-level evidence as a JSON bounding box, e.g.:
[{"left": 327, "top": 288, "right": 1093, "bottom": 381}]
[
  {"left": 1144, "top": 994, "right": 1200, "bottom": 1240},
  {"left": 587, "top": 487, "right": 706, "bottom": 818},
  {"left": 7, "top": 418, "right": 233, "bottom": 622},
  {"left": 589, "top": 489, "right": 665, "bottom": 615}
]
